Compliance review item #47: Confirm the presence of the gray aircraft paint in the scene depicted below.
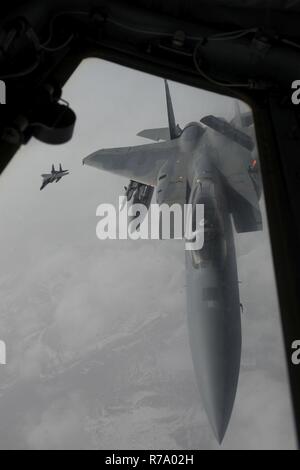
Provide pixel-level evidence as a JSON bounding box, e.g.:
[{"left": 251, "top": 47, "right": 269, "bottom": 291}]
[
  {"left": 83, "top": 81, "right": 262, "bottom": 442},
  {"left": 40, "top": 165, "right": 69, "bottom": 191}
]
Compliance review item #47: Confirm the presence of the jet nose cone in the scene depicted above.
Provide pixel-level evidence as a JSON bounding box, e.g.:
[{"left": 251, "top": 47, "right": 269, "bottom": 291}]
[
  {"left": 204, "top": 386, "right": 235, "bottom": 445},
  {"left": 197, "top": 340, "right": 240, "bottom": 445},
  {"left": 185, "top": 254, "right": 242, "bottom": 444}
]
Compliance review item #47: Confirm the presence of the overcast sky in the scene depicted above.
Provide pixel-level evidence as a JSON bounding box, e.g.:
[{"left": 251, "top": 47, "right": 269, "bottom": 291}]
[{"left": 0, "top": 59, "right": 296, "bottom": 450}]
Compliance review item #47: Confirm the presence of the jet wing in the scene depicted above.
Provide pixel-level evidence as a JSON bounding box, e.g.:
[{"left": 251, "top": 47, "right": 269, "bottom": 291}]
[
  {"left": 83, "top": 139, "right": 180, "bottom": 186},
  {"left": 201, "top": 116, "right": 254, "bottom": 152}
]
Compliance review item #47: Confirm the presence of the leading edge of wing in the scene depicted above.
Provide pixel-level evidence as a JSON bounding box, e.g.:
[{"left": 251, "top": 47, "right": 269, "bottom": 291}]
[{"left": 83, "top": 139, "right": 180, "bottom": 186}]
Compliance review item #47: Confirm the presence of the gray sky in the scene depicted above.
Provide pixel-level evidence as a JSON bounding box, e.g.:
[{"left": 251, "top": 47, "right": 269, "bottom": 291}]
[{"left": 0, "top": 59, "right": 296, "bottom": 450}]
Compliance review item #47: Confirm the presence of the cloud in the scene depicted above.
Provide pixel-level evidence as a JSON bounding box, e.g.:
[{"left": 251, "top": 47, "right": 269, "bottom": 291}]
[
  {"left": 25, "top": 395, "right": 89, "bottom": 450},
  {"left": 0, "top": 58, "right": 296, "bottom": 450}
]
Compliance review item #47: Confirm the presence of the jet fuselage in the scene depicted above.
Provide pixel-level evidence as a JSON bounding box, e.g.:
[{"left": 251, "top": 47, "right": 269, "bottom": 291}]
[{"left": 83, "top": 82, "right": 262, "bottom": 443}]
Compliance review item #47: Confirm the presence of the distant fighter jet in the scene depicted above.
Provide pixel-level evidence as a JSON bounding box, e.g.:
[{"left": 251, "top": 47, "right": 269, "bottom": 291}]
[
  {"left": 83, "top": 81, "right": 262, "bottom": 443},
  {"left": 40, "top": 164, "right": 69, "bottom": 191}
]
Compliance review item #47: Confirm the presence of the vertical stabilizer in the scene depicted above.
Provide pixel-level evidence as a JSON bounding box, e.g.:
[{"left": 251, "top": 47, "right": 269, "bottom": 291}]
[
  {"left": 165, "top": 80, "right": 179, "bottom": 140},
  {"left": 233, "top": 101, "right": 243, "bottom": 128}
]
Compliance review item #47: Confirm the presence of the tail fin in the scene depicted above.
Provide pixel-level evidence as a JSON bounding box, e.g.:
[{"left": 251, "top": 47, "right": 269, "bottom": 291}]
[
  {"left": 137, "top": 127, "right": 170, "bottom": 142},
  {"left": 231, "top": 101, "right": 254, "bottom": 129},
  {"left": 52, "top": 165, "right": 55, "bottom": 173},
  {"left": 165, "top": 80, "right": 180, "bottom": 140},
  {"left": 59, "top": 164, "right": 63, "bottom": 172},
  {"left": 233, "top": 101, "right": 243, "bottom": 128}
]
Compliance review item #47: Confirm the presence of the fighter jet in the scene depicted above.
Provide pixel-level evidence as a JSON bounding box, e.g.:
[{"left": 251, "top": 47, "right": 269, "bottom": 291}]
[
  {"left": 40, "top": 164, "right": 69, "bottom": 191},
  {"left": 83, "top": 81, "right": 262, "bottom": 443}
]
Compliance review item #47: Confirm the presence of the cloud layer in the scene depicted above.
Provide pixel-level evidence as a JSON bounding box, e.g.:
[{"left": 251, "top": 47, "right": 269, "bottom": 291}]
[{"left": 0, "top": 59, "right": 296, "bottom": 450}]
